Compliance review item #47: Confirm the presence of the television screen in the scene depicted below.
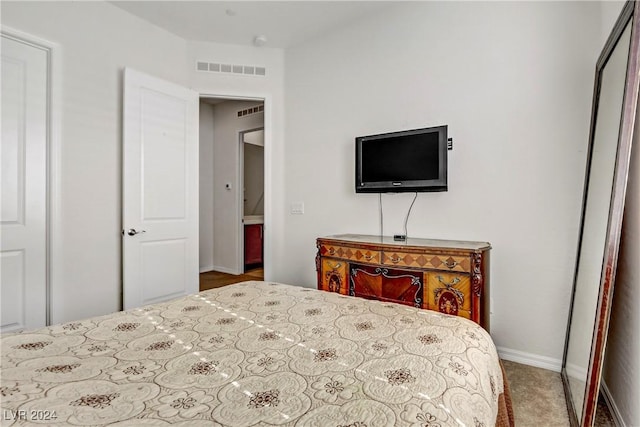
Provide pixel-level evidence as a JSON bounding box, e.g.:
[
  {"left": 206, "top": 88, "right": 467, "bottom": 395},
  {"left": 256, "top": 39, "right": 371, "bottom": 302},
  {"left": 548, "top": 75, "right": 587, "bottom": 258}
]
[{"left": 356, "top": 125, "right": 447, "bottom": 193}]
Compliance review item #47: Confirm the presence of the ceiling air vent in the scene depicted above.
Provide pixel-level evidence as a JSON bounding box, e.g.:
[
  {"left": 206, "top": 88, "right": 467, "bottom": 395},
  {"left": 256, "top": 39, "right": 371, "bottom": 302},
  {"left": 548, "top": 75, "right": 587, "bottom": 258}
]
[
  {"left": 196, "top": 61, "right": 266, "bottom": 77},
  {"left": 237, "top": 104, "right": 264, "bottom": 118}
]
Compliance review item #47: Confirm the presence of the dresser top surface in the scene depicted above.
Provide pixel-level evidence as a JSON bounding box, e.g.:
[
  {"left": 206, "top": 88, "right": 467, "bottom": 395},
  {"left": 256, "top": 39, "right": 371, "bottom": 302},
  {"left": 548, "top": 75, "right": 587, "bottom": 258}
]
[{"left": 319, "top": 234, "right": 491, "bottom": 251}]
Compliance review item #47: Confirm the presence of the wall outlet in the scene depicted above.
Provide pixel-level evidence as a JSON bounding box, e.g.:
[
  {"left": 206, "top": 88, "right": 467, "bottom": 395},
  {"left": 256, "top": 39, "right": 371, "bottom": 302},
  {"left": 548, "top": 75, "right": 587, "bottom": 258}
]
[{"left": 290, "top": 202, "right": 304, "bottom": 214}]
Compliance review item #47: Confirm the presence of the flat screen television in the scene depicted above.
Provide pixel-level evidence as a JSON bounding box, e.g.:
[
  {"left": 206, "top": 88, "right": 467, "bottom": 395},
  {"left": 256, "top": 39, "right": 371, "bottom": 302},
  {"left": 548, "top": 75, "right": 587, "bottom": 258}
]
[{"left": 355, "top": 125, "right": 448, "bottom": 193}]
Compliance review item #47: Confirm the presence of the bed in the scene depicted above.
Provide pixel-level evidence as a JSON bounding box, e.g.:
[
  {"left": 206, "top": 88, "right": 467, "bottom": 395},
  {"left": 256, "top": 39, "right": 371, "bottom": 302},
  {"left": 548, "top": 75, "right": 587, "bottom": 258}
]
[{"left": 0, "top": 281, "right": 514, "bottom": 426}]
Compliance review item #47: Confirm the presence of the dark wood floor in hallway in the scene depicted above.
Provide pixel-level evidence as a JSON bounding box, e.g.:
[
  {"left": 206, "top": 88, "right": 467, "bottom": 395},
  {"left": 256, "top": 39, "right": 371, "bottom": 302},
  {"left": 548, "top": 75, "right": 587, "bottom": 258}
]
[{"left": 199, "top": 268, "right": 264, "bottom": 291}]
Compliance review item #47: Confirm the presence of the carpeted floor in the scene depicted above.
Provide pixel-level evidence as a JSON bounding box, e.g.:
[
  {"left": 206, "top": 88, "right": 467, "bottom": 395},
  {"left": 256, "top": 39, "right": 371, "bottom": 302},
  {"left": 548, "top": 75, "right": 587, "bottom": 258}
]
[{"left": 503, "top": 360, "right": 615, "bottom": 426}]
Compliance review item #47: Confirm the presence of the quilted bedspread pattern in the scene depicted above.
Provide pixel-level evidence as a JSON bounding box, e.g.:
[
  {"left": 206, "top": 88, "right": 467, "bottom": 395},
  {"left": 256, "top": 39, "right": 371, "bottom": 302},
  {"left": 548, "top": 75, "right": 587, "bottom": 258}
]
[{"left": 0, "top": 281, "right": 504, "bottom": 426}]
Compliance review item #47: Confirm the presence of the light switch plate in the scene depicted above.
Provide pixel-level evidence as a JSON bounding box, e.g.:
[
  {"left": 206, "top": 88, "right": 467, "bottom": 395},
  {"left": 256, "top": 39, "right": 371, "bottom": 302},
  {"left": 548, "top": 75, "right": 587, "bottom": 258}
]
[{"left": 291, "top": 202, "right": 304, "bottom": 214}]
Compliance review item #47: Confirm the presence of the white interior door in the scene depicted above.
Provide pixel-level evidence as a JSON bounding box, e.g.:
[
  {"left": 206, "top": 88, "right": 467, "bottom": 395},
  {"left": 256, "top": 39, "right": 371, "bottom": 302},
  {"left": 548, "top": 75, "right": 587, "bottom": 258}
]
[
  {"left": 123, "top": 68, "right": 199, "bottom": 310},
  {"left": 1, "top": 34, "right": 48, "bottom": 332}
]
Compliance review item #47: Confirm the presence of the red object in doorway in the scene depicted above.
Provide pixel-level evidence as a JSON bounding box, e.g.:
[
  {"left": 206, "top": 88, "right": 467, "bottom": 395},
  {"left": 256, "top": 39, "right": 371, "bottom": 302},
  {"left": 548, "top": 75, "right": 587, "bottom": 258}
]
[{"left": 244, "top": 224, "right": 263, "bottom": 265}]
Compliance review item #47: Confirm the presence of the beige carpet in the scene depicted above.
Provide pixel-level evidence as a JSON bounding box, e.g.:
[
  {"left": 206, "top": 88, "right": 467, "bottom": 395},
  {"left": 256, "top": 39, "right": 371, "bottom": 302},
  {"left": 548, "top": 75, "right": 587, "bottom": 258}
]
[{"left": 503, "top": 360, "right": 615, "bottom": 426}]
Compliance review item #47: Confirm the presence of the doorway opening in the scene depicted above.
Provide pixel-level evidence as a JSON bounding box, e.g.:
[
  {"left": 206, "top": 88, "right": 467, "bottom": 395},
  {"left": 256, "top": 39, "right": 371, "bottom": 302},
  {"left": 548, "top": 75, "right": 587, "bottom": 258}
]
[{"left": 198, "top": 97, "right": 265, "bottom": 291}]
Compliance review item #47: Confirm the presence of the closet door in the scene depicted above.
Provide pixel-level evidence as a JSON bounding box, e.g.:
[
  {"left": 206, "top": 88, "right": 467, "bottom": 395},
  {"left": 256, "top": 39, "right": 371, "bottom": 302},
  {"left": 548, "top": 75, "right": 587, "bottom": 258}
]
[{"left": 1, "top": 34, "right": 48, "bottom": 332}]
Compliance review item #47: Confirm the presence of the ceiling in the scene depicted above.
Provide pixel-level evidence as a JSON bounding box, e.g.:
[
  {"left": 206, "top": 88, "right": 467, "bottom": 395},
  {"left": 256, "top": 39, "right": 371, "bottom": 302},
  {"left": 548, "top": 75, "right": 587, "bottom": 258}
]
[{"left": 110, "top": 1, "right": 394, "bottom": 49}]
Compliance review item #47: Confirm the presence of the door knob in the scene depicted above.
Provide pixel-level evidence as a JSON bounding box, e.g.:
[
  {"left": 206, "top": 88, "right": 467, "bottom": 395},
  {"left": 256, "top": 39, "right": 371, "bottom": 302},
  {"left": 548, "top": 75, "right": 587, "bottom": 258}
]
[{"left": 126, "top": 228, "right": 146, "bottom": 236}]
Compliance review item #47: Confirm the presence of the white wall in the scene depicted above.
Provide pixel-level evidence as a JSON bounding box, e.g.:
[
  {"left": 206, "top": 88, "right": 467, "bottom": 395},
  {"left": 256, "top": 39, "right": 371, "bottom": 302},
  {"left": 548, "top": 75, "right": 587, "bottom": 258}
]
[
  {"left": 600, "top": 1, "right": 627, "bottom": 46},
  {"left": 1, "top": 1, "right": 190, "bottom": 323},
  {"left": 211, "top": 100, "right": 264, "bottom": 273},
  {"left": 199, "top": 102, "right": 215, "bottom": 272},
  {"left": 283, "top": 1, "right": 602, "bottom": 365}
]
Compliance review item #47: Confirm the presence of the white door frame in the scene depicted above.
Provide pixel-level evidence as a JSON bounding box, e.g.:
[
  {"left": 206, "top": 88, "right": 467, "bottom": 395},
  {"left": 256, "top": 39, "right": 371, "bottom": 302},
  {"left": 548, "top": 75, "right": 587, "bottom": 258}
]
[
  {"left": 238, "top": 126, "right": 265, "bottom": 273},
  {"left": 199, "top": 93, "right": 271, "bottom": 280},
  {"left": 1, "top": 27, "right": 61, "bottom": 326}
]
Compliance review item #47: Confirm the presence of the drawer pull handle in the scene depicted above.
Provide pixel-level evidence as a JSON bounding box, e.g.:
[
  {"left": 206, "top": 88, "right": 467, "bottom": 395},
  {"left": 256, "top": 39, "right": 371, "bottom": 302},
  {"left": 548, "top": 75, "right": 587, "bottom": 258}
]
[
  {"left": 444, "top": 260, "right": 458, "bottom": 269},
  {"left": 364, "top": 254, "right": 373, "bottom": 260},
  {"left": 436, "top": 276, "right": 461, "bottom": 287},
  {"left": 329, "top": 248, "right": 335, "bottom": 255},
  {"left": 390, "top": 256, "right": 400, "bottom": 264}
]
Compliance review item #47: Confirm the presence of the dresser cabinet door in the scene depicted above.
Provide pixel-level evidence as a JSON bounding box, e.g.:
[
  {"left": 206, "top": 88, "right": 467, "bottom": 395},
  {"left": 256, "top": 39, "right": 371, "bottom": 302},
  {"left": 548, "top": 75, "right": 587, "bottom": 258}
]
[
  {"left": 350, "top": 264, "right": 423, "bottom": 308},
  {"left": 320, "top": 258, "right": 348, "bottom": 295},
  {"left": 426, "top": 272, "right": 472, "bottom": 319}
]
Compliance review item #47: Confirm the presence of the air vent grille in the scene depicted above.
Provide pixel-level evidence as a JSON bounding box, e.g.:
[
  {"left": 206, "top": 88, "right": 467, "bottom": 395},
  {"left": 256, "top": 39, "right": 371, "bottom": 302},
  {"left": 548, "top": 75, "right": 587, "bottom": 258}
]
[
  {"left": 237, "top": 105, "right": 264, "bottom": 118},
  {"left": 196, "top": 61, "right": 266, "bottom": 77}
]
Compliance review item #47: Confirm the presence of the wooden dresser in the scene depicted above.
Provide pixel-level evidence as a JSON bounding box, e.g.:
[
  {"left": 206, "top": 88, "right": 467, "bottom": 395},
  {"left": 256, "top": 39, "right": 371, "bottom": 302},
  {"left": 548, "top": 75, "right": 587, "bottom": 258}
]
[{"left": 316, "top": 234, "right": 491, "bottom": 330}]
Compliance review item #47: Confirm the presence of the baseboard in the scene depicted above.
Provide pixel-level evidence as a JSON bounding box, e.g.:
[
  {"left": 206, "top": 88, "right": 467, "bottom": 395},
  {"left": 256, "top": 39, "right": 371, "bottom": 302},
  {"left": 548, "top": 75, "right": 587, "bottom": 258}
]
[
  {"left": 601, "top": 381, "right": 626, "bottom": 427},
  {"left": 199, "top": 265, "right": 215, "bottom": 273},
  {"left": 211, "top": 265, "right": 241, "bottom": 275},
  {"left": 497, "top": 346, "right": 562, "bottom": 372}
]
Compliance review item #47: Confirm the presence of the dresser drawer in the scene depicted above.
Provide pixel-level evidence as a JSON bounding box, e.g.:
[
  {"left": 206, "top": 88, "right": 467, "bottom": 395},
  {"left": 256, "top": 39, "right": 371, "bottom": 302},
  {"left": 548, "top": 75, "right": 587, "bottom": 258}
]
[
  {"left": 319, "top": 258, "right": 348, "bottom": 295},
  {"left": 426, "top": 272, "right": 471, "bottom": 314},
  {"left": 319, "top": 243, "right": 381, "bottom": 265},
  {"left": 382, "top": 251, "right": 470, "bottom": 272},
  {"left": 349, "top": 263, "right": 423, "bottom": 308}
]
